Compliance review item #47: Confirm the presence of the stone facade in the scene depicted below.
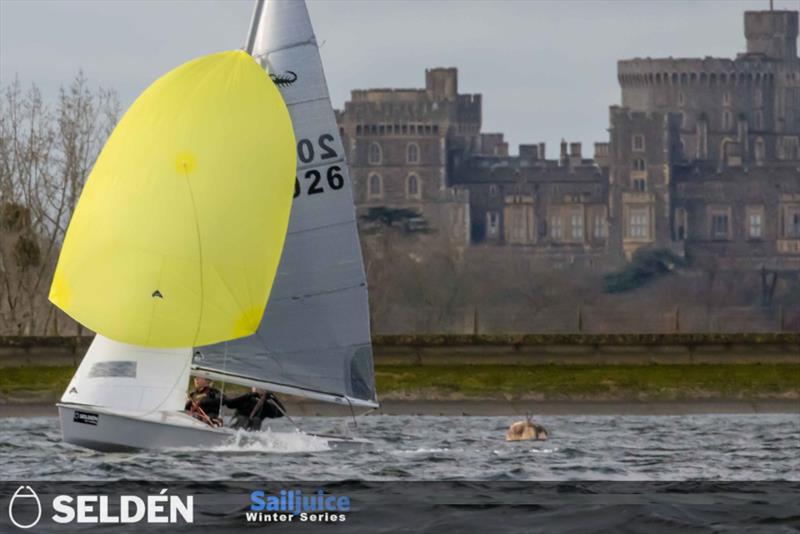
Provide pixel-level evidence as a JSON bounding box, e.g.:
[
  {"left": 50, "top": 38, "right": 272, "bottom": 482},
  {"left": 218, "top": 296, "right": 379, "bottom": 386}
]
[
  {"left": 336, "top": 9, "right": 799, "bottom": 268},
  {"left": 337, "top": 68, "right": 477, "bottom": 245}
]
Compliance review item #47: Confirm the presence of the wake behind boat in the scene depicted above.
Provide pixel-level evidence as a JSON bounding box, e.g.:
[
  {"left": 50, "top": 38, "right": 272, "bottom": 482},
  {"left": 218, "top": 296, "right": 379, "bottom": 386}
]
[{"left": 54, "top": 0, "right": 378, "bottom": 453}]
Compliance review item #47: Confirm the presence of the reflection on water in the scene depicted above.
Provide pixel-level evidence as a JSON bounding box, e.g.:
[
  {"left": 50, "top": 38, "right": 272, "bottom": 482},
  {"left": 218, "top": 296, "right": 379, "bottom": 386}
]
[{"left": 0, "top": 414, "right": 798, "bottom": 480}]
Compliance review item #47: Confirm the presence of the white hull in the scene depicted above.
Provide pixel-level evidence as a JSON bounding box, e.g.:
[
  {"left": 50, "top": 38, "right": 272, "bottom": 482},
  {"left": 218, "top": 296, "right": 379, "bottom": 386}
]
[{"left": 58, "top": 403, "right": 372, "bottom": 453}]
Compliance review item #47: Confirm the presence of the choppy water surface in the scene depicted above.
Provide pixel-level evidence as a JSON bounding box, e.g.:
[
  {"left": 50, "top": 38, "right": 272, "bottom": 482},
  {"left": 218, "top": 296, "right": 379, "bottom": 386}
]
[{"left": 1, "top": 414, "right": 798, "bottom": 480}]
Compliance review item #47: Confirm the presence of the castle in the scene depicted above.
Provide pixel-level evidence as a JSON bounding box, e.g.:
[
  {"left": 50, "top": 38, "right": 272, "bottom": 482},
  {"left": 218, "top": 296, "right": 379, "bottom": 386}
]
[{"left": 337, "top": 10, "right": 800, "bottom": 270}]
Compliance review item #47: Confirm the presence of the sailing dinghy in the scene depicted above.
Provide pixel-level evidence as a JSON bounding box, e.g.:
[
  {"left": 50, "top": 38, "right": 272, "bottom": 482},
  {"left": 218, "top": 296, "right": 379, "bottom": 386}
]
[{"left": 56, "top": 0, "right": 377, "bottom": 452}]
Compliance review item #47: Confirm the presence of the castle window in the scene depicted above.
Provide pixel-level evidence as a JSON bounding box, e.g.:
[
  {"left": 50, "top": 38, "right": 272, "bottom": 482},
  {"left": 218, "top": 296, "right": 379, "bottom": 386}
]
[
  {"left": 570, "top": 209, "right": 584, "bottom": 241},
  {"left": 406, "top": 143, "right": 420, "bottom": 164},
  {"left": 755, "top": 110, "right": 764, "bottom": 130},
  {"left": 674, "top": 208, "right": 688, "bottom": 241},
  {"left": 406, "top": 174, "right": 420, "bottom": 199},
  {"left": 755, "top": 137, "right": 766, "bottom": 163},
  {"left": 747, "top": 206, "right": 764, "bottom": 239},
  {"left": 628, "top": 208, "right": 649, "bottom": 239},
  {"left": 678, "top": 92, "right": 685, "bottom": 107},
  {"left": 783, "top": 205, "right": 800, "bottom": 238},
  {"left": 722, "top": 91, "right": 731, "bottom": 106},
  {"left": 402, "top": 124, "right": 408, "bottom": 135},
  {"left": 632, "top": 135, "right": 645, "bottom": 151},
  {"left": 367, "top": 173, "right": 382, "bottom": 199},
  {"left": 356, "top": 125, "right": 362, "bottom": 135},
  {"left": 781, "top": 137, "right": 799, "bottom": 160},
  {"left": 489, "top": 184, "right": 498, "bottom": 197},
  {"left": 593, "top": 211, "right": 607, "bottom": 239},
  {"left": 709, "top": 207, "right": 731, "bottom": 240},
  {"left": 549, "top": 214, "right": 563, "bottom": 240},
  {"left": 755, "top": 89, "right": 763, "bottom": 107},
  {"left": 632, "top": 158, "right": 646, "bottom": 171},
  {"left": 722, "top": 110, "right": 733, "bottom": 130},
  {"left": 368, "top": 142, "right": 382, "bottom": 165},
  {"left": 487, "top": 211, "right": 499, "bottom": 238},
  {"left": 633, "top": 177, "right": 647, "bottom": 192}
]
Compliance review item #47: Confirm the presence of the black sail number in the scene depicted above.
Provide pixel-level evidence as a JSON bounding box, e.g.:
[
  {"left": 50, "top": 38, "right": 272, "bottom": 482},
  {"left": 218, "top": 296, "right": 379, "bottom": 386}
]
[
  {"left": 293, "top": 133, "right": 345, "bottom": 198},
  {"left": 319, "top": 134, "right": 337, "bottom": 159},
  {"left": 327, "top": 166, "right": 344, "bottom": 190},
  {"left": 297, "top": 139, "right": 314, "bottom": 163},
  {"left": 297, "top": 134, "right": 338, "bottom": 164},
  {"left": 305, "top": 169, "right": 324, "bottom": 195}
]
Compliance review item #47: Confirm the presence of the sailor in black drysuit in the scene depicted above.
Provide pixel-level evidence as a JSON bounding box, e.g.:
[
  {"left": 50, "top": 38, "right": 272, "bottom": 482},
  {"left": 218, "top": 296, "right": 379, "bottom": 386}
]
[
  {"left": 185, "top": 377, "right": 223, "bottom": 426},
  {"left": 223, "top": 388, "right": 285, "bottom": 431}
]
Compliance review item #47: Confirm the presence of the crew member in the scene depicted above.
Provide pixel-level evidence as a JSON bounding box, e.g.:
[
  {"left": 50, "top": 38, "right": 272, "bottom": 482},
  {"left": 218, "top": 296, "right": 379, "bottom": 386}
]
[
  {"left": 224, "top": 388, "right": 285, "bottom": 431},
  {"left": 185, "top": 377, "right": 223, "bottom": 426}
]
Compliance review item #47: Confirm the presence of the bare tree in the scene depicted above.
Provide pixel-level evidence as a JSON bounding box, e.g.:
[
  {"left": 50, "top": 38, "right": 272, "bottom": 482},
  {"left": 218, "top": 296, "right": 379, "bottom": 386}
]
[{"left": 0, "top": 73, "right": 119, "bottom": 335}]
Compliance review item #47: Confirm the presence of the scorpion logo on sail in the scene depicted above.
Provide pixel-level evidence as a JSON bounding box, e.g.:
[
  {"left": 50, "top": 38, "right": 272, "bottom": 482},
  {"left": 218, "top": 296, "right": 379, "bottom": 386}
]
[{"left": 270, "top": 71, "right": 298, "bottom": 87}]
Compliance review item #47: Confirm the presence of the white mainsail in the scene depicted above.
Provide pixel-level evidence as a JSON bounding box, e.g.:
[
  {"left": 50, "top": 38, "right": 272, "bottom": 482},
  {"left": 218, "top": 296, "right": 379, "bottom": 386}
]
[{"left": 193, "top": 0, "right": 377, "bottom": 409}]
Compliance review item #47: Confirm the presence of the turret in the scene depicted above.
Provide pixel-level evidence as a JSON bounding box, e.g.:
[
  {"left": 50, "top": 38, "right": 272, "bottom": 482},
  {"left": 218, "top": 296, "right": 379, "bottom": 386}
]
[{"left": 744, "top": 10, "right": 798, "bottom": 60}]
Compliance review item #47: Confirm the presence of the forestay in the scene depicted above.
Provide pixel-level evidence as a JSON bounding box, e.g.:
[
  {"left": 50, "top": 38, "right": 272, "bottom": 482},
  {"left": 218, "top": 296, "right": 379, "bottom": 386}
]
[{"left": 193, "top": 0, "right": 377, "bottom": 409}]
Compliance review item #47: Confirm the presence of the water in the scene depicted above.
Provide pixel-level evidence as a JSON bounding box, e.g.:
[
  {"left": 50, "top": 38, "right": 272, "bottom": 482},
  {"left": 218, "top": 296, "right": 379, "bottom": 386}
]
[{"left": 1, "top": 414, "right": 798, "bottom": 481}]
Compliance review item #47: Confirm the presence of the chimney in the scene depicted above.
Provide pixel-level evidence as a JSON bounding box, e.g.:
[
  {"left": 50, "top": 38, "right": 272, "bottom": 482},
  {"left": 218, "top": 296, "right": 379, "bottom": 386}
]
[
  {"left": 569, "top": 142, "right": 582, "bottom": 169},
  {"left": 519, "top": 144, "right": 539, "bottom": 159},
  {"left": 560, "top": 139, "right": 568, "bottom": 166},
  {"left": 538, "top": 142, "right": 546, "bottom": 160}
]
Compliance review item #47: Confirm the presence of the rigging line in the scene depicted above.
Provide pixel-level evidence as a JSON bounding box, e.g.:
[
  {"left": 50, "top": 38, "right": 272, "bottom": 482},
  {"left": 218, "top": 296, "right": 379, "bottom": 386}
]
[
  {"left": 183, "top": 163, "right": 205, "bottom": 347},
  {"left": 218, "top": 341, "right": 228, "bottom": 418},
  {"left": 267, "top": 395, "right": 302, "bottom": 432},
  {"left": 346, "top": 397, "right": 358, "bottom": 430}
]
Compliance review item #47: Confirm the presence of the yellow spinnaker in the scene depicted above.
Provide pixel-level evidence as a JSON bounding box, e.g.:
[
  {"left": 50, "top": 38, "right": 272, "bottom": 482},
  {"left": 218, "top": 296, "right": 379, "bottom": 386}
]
[{"left": 49, "top": 50, "right": 296, "bottom": 348}]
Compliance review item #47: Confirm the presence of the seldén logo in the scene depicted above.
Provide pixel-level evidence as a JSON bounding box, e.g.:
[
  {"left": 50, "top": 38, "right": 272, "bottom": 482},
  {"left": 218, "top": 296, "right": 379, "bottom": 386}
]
[
  {"left": 7, "top": 486, "right": 193, "bottom": 528},
  {"left": 8, "top": 486, "right": 42, "bottom": 529},
  {"left": 248, "top": 488, "right": 349, "bottom": 523}
]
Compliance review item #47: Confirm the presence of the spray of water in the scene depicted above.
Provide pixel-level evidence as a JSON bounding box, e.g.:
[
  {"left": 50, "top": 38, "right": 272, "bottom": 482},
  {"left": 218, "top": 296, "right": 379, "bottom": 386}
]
[{"left": 210, "top": 428, "right": 331, "bottom": 453}]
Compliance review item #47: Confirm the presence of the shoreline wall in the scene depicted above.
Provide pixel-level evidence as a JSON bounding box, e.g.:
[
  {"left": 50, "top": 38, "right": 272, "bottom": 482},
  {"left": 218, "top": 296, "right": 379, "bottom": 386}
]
[{"left": 0, "top": 334, "right": 797, "bottom": 368}]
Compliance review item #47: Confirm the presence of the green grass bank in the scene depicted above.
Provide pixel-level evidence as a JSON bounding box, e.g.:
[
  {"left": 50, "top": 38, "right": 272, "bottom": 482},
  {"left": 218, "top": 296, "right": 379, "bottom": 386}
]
[{"left": 2, "top": 363, "right": 798, "bottom": 405}]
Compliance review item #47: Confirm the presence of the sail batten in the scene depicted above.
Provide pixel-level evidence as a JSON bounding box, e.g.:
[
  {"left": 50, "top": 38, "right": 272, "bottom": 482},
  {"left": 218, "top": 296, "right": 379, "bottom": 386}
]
[{"left": 194, "top": 0, "right": 377, "bottom": 407}]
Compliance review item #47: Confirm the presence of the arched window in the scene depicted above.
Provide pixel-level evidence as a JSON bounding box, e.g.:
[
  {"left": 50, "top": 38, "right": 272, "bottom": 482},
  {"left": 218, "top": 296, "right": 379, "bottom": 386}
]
[
  {"left": 755, "top": 110, "right": 764, "bottom": 130},
  {"left": 368, "top": 142, "right": 382, "bottom": 165},
  {"left": 367, "top": 173, "right": 382, "bottom": 199},
  {"left": 406, "top": 174, "right": 420, "bottom": 199},
  {"left": 722, "top": 91, "right": 731, "bottom": 106},
  {"left": 754, "top": 137, "right": 766, "bottom": 164},
  {"left": 406, "top": 143, "right": 419, "bottom": 164},
  {"left": 722, "top": 110, "right": 733, "bottom": 130},
  {"left": 678, "top": 91, "right": 685, "bottom": 107},
  {"left": 674, "top": 208, "right": 688, "bottom": 241}
]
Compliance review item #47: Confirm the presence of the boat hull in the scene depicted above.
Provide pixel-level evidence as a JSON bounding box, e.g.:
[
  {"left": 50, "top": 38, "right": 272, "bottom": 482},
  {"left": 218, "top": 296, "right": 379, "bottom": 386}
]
[
  {"left": 57, "top": 403, "right": 372, "bottom": 453},
  {"left": 58, "top": 403, "right": 232, "bottom": 452}
]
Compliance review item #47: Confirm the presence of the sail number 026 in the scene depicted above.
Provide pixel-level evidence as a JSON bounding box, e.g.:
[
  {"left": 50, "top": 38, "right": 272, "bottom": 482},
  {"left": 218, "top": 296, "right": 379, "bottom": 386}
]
[{"left": 293, "top": 134, "right": 343, "bottom": 198}]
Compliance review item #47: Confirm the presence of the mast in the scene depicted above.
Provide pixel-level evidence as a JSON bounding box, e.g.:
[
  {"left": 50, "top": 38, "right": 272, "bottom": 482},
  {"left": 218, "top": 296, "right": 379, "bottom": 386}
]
[{"left": 245, "top": 0, "right": 266, "bottom": 55}]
